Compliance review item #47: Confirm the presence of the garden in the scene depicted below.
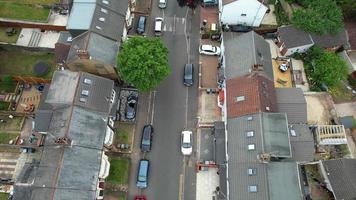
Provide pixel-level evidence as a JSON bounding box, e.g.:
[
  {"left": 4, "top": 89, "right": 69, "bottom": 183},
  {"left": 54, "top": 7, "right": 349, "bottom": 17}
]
[
  {"left": 105, "top": 156, "right": 130, "bottom": 200},
  {"left": 0, "top": 2, "right": 51, "bottom": 22}
]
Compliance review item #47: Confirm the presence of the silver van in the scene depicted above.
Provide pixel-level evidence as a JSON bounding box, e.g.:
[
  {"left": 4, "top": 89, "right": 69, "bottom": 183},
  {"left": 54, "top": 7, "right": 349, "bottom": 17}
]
[
  {"left": 154, "top": 17, "right": 163, "bottom": 36},
  {"left": 158, "top": 0, "right": 166, "bottom": 8}
]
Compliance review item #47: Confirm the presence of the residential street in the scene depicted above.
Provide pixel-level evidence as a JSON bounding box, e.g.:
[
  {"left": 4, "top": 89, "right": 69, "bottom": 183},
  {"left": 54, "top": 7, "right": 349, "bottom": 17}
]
[{"left": 127, "top": 0, "right": 200, "bottom": 199}]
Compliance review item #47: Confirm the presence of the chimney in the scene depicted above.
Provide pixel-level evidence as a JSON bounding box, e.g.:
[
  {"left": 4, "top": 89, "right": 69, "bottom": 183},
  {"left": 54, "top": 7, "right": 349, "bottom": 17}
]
[
  {"left": 77, "top": 49, "right": 89, "bottom": 59},
  {"left": 251, "top": 64, "right": 263, "bottom": 71}
]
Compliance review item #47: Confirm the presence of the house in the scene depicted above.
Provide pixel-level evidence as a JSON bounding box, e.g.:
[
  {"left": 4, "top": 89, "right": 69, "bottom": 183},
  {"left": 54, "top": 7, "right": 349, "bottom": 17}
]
[
  {"left": 12, "top": 70, "right": 118, "bottom": 200},
  {"left": 222, "top": 31, "right": 274, "bottom": 80},
  {"left": 66, "top": 0, "right": 130, "bottom": 42},
  {"left": 319, "top": 159, "right": 356, "bottom": 200},
  {"left": 226, "top": 72, "right": 277, "bottom": 118},
  {"left": 277, "top": 25, "right": 350, "bottom": 56},
  {"left": 66, "top": 31, "right": 120, "bottom": 80},
  {"left": 275, "top": 88, "right": 307, "bottom": 124},
  {"left": 219, "top": 0, "right": 268, "bottom": 27}
]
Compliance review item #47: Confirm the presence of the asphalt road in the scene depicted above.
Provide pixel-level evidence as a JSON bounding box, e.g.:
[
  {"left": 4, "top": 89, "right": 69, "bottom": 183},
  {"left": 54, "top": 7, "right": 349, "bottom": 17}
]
[{"left": 127, "top": 0, "right": 200, "bottom": 199}]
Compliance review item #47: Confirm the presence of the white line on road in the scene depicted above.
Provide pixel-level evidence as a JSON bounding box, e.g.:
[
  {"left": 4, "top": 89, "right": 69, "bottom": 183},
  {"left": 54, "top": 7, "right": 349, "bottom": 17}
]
[
  {"left": 150, "top": 90, "right": 156, "bottom": 125},
  {"left": 146, "top": 91, "right": 152, "bottom": 124},
  {"left": 173, "top": 15, "right": 176, "bottom": 34}
]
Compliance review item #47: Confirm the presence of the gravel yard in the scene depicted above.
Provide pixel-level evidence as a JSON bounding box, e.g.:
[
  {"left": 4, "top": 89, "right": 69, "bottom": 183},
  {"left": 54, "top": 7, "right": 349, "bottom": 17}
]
[{"left": 118, "top": 89, "right": 139, "bottom": 122}]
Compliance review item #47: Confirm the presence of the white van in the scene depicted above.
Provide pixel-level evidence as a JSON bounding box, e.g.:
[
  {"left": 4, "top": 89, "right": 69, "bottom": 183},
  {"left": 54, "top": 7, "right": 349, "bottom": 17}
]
[
  {"left": 158, "top": 0, "right": 166, "bottom": 8},
  {"left": 154, "top": 17, "right": 163, "bottom": 36}
]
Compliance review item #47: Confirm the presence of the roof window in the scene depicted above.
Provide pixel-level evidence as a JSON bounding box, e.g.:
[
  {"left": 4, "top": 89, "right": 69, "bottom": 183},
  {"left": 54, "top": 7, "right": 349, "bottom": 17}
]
[
  {"left": 247, "top": 116, "right": 253, "bottom": 121},
  {"left": 99, "top": 17, "right": 105, "bottom": 22},
  {"left": 83, "top": 78, "right": 92, "bottom": 85},
  {"left": 249, "top": 185, "right": 257, "bottom": 193},
  {"left": 290, "top": 129, "right": 297, "bottom": 137},
  {"left": 100, "top": 8, "right": 108, "bottom": 13},
  {"left": 95, "top": 26, "right": 102, "bottom": 30},
  {"left": 235, "top": 96, "right": 245, "bottom": 102},
  {"left": 246, "top": 131, "right": 254, "bottom": 137},
  {"left": 79, "top": 97, "right": 86, "bottom": 103},
  {"left": 248, "top": 144, "right": 255, "bottom": 151},
  {"left": 102, "top": 0, "right": 109, "bottom": 4},
  {"left": 81, "top": 90, "right": 89, "bottom": 96},
  {"left": 248, "top": 168, "right": 257, "bottom": 176}
]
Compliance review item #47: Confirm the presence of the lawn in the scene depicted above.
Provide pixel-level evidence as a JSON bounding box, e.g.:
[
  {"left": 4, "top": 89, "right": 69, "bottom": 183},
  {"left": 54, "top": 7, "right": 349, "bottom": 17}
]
[
  {"left": 0, "top": 102, "right": 10, "bottom": 110},
  {"left": 0, "top": 27, "right": 20, "bottom": 43},
  {"left": 329, "top": 82, "right": 356, "bottom": 103},
  {"left": 1, "top": 0, "right": 60, "bottom": 4},
  {"left": 0, "top": 81, "right": 16, "bottom": 94},
  {"left": 107, "top": 157, "right": 130, "bottom": 185},
  {"left": 115, "top": 123, "right": 134, "bottom": 144},
  {"left": 0, "top": 193, "right": 9, "bottom": 200},
  {"left": 0, "top": 2, "right": 50, "bottom": 22},
  {"left": 0, "top": 116, "right": 24, "bottom": 132},
  {"left": 0, "top": 132, "right": 19, "bottom": 144},
  {"left": 0, "top": 46, "right": 55, "bottom": 79}
]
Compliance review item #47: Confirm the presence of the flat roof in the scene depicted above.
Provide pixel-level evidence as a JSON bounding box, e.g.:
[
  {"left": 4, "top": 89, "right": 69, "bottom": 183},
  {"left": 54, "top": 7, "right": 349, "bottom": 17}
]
[{"left": 66, "top": 2, "right": 96, "bottom": 30}]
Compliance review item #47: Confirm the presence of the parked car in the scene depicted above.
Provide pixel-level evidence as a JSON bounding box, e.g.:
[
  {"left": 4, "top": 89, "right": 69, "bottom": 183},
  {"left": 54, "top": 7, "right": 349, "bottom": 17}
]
[
  {"left": 125, "top": 94, "right": 138, "bottom": 120},
  {"left": 183, "top": 64, "right": 194, "bottom": 87},
  {"left": 136, "top": 16, "right": 147, "bottom": 35},
  {"left": 230, "top": 25, "right": 252, "bottom": 33},
  {"left": 202, "top": 0, "right": 218, "bottom": 7},
  {"left": 158, "top": 0, "right": 167, "bottom": 8},
  {"left": 136, "top": 159, "right": 150, "bottom": 189},
  {"left": 199, "top": 44, "right": 221, "bottom": 56},
  {"left": 154, "top": 17, "right": 163, "bottom": 36},
  {"left": 181, "top": 130, "right": 193, "bottom": 155},
  {"left": 141, "top": 125, "right": 153, "bottom": 152}
]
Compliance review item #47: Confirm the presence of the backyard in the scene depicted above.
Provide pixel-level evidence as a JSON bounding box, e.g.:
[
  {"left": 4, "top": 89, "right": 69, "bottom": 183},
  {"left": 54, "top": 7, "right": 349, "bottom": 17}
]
[
  {"left": 106, "top": 157, "right": 130, "bottom": 185},
  {"left": 0, "top": 132, "right": 19, "bottom": 144},
  {"left": 0, "top": 2, "right": 50, "bottom": 22},
  {"left": 0, "top": 46, "right": 55, "bottom": 79},
  {"left": 329, "top": 82, "right": 356, "bottom": 103},
  {"left": 0, "top": 116, "right": 25, "bottom": 132},
  {"left": 305, "top": 164, "right": 334, "bottom": 200},
  {"left": 0, "top": 193, "right": 9, "bottom": 200},
  {"left": 0, "top": 102, "right": 10, "bottom": 110},
  {"left": 0, "top": 27, "right": 20, "bottom": 44}
]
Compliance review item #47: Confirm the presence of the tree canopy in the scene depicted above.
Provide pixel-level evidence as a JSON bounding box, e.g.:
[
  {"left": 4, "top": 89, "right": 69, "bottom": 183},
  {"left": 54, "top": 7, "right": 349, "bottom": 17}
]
[
  {"left": 291, "top": 0, "right": 344, "bottom": 35},
  {"left": 117, "top": 36, "right": 170, "bottom": 92},
  {"left": 304, "top": 46, "right": 348, "bottom": 90},
  {"left": 336, "top": 0, "right": 356, "bottom": 20}
]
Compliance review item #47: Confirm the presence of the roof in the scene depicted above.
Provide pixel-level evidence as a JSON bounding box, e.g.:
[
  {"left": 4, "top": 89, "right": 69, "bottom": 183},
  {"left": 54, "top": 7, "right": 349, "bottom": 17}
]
[
  {"left": 277, "top": 25, "right": 314, "bottom": 48},
  {"left": 67, "top": 31, "right": 119, "bottom": 66},
  {"left": 227, "top": 113, "right": 293, "bottom": 199},
  {"left": 322, "top": 159, "right": 356, "bottom": 200},
  {"left": 34, "top": 110, "right": 53, "bottom": 132},
  {"left": 226, "top": 73, "right": 277, "bottom": 118},
  {"left": 223, "top": 31, "right": 274, "bottom": 80},
  {"left": 222, "top": 0, "right": 268, "bottom": 6},
  {"left": 67, "top": 0, "right": 127, "bottom": 41},
  {"left": 275, "top": 88, "right": 307, "bottom": 124},
  {"left": 267, "top": 162, "right": 301, "bottom": 200},
  {"left": 46, "top": 70, "right": 79, "bottom": 105},
  {"left": 57, "top": 31, "right": 73, "bottom": 44},
  {"left": 310, "top": 29, "right": 350, "bottom": 49},
  {"left": 338, "top": 50, "right": 356, "bottom": 72},
  {"left": 289, "top": 124, "right": 315, "bottom": 162},
  {"left": 339, "top": 116, "right": 355, "bottom": 129},
  {"left": 213, "top": 121, "right": 226, "bottom": 165},
  {"left": 55, "top": 43, "right": 71, "bottom": 64}
]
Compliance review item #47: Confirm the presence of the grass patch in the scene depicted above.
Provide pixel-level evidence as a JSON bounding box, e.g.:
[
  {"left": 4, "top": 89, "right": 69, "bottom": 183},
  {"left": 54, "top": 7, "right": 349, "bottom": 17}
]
[
  {"left": 275, "top": 2, "right": 290, "bottom": 26},
  {"left": 0, "top": 193, "right": 9, "bottom": 200},
  {"left": 0, "top": 2, "right": 50, "bottom": 22},
  {"left": 0, "top": 116, "right": 24, "bottom": 132},
  {"left": 0, "top": 132, "right": 19, "bottom": 144},
  {"left": 1, "top": 0, "right": 60, "bottom": 5},
  {"left": 329, "top": 82, "right": 355, "bottom": 103},
  {"left": 0, "top": 27, "right": 20, "bottom": 44},
  {"left": 0, "top": 102, "right": 10, "bottom": 110},
  {"left": 0, "top": 81, "right": 16, "bottom": 94},
  {"left": 115, "top": 123, "right": 134, "bottom": 144},
  {"left": 0, "top": 46, "right": 55, "bottom": 79},
  {"left": 268, "top": 0, "right": 276, "bottom": 4},
  {"left": 107, "top": 157, "right": 130, "bottom": 185}
]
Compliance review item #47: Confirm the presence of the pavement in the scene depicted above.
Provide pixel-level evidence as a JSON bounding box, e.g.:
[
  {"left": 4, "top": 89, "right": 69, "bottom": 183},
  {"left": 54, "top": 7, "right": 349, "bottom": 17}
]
[{"left": 334, "top": 102, "right": 356, "bottom": 118}]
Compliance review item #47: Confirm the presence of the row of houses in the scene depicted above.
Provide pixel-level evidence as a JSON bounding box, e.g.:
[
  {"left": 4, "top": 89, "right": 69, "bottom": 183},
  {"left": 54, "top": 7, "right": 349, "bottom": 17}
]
[{"left": 214, "top": 31, "right": 356, "bottom": 200}]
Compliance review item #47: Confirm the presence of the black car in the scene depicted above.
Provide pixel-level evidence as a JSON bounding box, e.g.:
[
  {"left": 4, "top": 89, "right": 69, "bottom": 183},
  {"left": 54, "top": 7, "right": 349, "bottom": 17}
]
[
  {"left": 230, "top": 25, "right": 252, "bottom": 33},
  {"left": 136, "top": 16, "right": 146, "bottom": 35},
  {"left": 184, "top": 64, "right": 193, "bottom": 86},
  {"left": 125, "top": 94, "right": 138, "bottom": 120},
  {"left": 140, "top": 125, "right": 153, "bottom": 152}
]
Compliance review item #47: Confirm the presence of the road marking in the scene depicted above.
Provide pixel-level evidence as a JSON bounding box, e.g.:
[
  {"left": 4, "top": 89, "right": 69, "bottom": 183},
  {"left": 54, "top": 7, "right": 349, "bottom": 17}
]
[
  {"left": 146, "top": 91, "right": 152, "bottom": 124},
  {"left": 173, "top": 15, "right": 176, "bottom": 34},
  {"left": 150, "top": 90, "right": 156, "bottom": 125},
  {"left": 178, "top": 174, "right": 184, "bottom": 200}
]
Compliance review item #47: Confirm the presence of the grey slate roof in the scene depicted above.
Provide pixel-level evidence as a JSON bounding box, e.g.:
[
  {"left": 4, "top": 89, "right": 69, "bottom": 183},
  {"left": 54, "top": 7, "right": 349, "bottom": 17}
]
[
  {"left": 34, "top": 110, "right": 53, "bottom": 132},
  {"left": 275, "top": 88, "right": 307, "bottom": 124},
  {"left": 227, "top": 113, "right": 293, "bottom": 200},
  {"left": 214, "top": 121, "right": 226, "bottom": 165},
  {"left": 322, "top": 159, "right": 356, "bottom": 200},
  {"left": 57, "top": 31, "right": 73, "bottom": 44},
  {"left": 289, "top": 124, "right": 315, "bottom": 162},
  {"left": 223, "top": 31, "right": 274, "bottom": 80},
  {"left": 338, "top": 50, "right": 356, "bottom": 73},
  {"left": 67, "top": 31, "right": 119, "bottom": 67},
  {"left": 311, "top": 29, "right": 350, "bottom": 49},
  {"left": 277, "top": 25, "right": 314, "bottom": 48}
]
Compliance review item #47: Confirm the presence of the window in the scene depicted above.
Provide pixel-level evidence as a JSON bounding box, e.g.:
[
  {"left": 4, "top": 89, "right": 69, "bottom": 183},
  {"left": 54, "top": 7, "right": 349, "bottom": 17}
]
[
  {"left": 79, "top": 97, "right": 87, "bottom": 103},
  {"left": 235, "top": 96, "right": 245, "bottom": 102},
  {"left": 99, "top": 17, "right": 105, "bottom": 22},
  {"left": 249, "top": 185, "right": 257, "bottom": 193},
  {"left": 290, "top": 129, "right": 297, "bottom": 137},
  {"left": 83, "top": 78, "right": 92, "bottom": 85},
  {"left": 248, "top": 168, "right": 256, "bottom": 176},
  {"left": 247, "top": 116, "right": 253, "bottom": 121},
  {"left": 95, "top": 26, "right": 102, "bottom": 30},
  {"left": 102, "top": 0, "right": 109, "bottom": 4},
  {"left": 248, "top": 144, "right": 255, "bottom": 150},
  {"left": 81, "top": 90, "right": 89, "bottom": 96},
  {"left": 246, "top": 131, "right": 254, "bottom": 137},
  {"left": 101, "top": 8, "right": 108, "bottom": 14},
  {"left": 241, "top": 13, "right": 247, "bottom": 16}
]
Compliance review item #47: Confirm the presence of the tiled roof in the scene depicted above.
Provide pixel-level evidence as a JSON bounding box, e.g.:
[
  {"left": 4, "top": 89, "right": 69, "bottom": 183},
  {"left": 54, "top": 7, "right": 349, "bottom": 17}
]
[
  {"left": 275, "top": 88, "right": 307, "bottom": 124},
  {"left": 277, "top": 25, "right": 314, "bottom": 48},
  {"left": 226, "top": 73, "right": 277, "bottom": 118}
]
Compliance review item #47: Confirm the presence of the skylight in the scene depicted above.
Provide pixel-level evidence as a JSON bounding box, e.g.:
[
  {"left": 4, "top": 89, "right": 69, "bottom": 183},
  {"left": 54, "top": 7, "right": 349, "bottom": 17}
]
[{"left": 81, "top": 90, "right": 89, "bottom": 96}]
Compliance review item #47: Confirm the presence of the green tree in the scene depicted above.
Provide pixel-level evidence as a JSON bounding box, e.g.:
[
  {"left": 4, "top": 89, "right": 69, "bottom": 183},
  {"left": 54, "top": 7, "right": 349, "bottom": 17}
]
[
  {"left": 117, "top": 36, "right": 170, "bottom": 91},
  {"left": 291, "top": 0, "right": 343, "bottom": 35},
  {"left": 336, "top": 0, "right": 356, "bottom": 20},
  {"left": 305, "top": 47, "right": 348, "bottom": 89}
]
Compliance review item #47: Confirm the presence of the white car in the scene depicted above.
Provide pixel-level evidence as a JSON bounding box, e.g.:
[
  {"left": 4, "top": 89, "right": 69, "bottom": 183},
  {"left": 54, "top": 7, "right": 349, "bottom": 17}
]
[
  {"left": 181, "top": 131, "right": 193, "bottom": 155},
  {"left": 199, "top": 44, "right": 221, "bottom": 56}
]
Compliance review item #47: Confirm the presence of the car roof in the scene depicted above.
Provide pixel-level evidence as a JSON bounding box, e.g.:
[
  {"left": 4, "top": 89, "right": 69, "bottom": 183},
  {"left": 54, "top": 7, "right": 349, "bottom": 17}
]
[
  {"left": 201, "top": 45, "right": 215, "bottom": 51},
  {"left": 182, "top": 131, "right": 192, "bottom": 143}
]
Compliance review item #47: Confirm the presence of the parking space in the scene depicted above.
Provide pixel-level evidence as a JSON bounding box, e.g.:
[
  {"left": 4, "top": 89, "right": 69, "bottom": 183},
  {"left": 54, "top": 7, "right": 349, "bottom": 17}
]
[
  {"left": 118, "top": 89, "right": 139, "bottom": 122},
  {"left": 199, "top": 128, "right": 214, "bottom": 161}
]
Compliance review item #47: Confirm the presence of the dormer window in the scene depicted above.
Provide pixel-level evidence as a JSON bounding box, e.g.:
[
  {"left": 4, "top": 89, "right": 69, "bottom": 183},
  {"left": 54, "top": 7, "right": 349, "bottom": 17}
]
[
  {"left": 81, "top": 90, "right": 89, "bottom": 96},
  {"left": 99, "top": 17, "right": 105, "bottom": 22}
]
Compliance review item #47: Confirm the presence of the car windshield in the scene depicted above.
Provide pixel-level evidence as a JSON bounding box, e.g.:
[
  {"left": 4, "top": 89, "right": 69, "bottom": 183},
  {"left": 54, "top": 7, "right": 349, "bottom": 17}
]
[
  {"left": 142, "top": 139, "right": 150, "bottom": 145},
  {"left": 138, "top": 175, "right": 146, "bottom": 182},
  {"left": 182, "top": 142, "right": 191, "bottom": 148}
]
